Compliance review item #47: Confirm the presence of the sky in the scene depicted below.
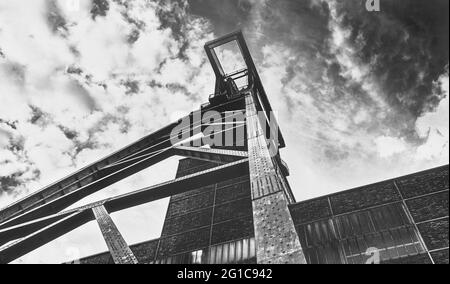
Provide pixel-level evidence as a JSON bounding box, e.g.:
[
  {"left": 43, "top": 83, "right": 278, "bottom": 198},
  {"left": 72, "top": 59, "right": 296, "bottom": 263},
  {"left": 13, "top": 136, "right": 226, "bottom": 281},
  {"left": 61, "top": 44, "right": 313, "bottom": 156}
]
[{"left": 0, "top": 0, "right": 448, "bottom": 263}]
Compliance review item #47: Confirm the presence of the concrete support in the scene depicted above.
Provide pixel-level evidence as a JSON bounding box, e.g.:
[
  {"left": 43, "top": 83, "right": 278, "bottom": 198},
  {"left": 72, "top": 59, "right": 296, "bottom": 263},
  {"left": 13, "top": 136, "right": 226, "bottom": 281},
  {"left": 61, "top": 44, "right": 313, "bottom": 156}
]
[
  {"left": 93, "top": 206, "right": 138, "bottom": 264},
  {"left": 245, "top": 94, "right": 306, "bottom": 264}
]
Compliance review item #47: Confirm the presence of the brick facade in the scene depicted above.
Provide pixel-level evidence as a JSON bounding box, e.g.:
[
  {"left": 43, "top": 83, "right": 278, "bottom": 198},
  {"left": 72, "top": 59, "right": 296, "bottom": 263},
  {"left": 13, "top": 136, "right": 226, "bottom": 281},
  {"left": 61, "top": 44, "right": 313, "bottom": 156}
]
[{"left": 76, "top": 164, "right": 448, "bottom": 264}]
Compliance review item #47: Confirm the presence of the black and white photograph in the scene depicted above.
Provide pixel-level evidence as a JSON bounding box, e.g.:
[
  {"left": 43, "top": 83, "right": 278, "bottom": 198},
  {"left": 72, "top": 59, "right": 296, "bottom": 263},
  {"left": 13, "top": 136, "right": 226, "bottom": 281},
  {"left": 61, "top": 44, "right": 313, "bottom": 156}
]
[{"left": 0, "top": 0, "right": 448, "bottom": 268}]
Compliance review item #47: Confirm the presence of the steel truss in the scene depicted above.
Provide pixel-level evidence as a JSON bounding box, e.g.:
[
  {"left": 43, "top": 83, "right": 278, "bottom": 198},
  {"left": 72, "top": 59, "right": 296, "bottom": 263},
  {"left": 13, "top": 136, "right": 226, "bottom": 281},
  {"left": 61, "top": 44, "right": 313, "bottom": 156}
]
[{"left": 0, "top": 31, "right": 304, "bottom": 264}]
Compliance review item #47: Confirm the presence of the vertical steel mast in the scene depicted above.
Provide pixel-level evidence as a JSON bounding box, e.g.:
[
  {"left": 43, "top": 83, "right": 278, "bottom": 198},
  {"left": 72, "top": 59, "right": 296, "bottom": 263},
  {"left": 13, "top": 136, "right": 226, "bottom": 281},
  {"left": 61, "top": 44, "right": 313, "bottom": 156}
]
[{"left": 0, "top": 31, "right": 305, "bottom": 264}]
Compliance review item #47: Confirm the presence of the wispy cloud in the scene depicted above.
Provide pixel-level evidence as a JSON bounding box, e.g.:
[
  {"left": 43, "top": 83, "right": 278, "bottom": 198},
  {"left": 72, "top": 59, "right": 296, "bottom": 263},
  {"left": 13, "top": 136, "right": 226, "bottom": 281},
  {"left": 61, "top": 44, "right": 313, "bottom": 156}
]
[
  {"left": 188, "top": 0, "right": 448, "bottom": 197},
  {"left": 0, "top": 0, "right": 448, "bottom": 262},
  {"left": 0, "top": 0, "right": 215, "bottom": 201},
  {"left": 0, "top": 0, "right": 215, "bottom": 262}
]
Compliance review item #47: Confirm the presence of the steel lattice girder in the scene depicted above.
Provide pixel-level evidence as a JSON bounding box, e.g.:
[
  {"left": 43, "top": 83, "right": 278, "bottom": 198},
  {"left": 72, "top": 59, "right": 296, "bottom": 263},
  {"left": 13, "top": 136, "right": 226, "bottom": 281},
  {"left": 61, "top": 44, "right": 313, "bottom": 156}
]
[
  {"left": 0, "top": 159, "right": 249, "bottom": 263},
  {"left": 172, "top": 146, "right": 248, "bottom": 164},
  {"left": 92, "top": 205, "right": 139, "bottom": 264},
  {"left": 245, "top": 92, "right": 306, "bottom": 264},
  {"left": 0, "top": 143, "right": 248, "bottom": 231},
  {"left": 0, "top": 97, "right": 246, "bottom": 225},
  {"left": 0, "top": 31, "right": 299, "bottom": 265},
  {"left": 0, "top": 111, "right": 248, "bottom": 264},
  {"left": 0, "top": 211, "right": 91, "bottom": 264},
  {"left": 204, "top": 30, "right": 286, "bottom": 149},
  {"left": 0, "top": 113, "right": 246, "bottom": 227}
]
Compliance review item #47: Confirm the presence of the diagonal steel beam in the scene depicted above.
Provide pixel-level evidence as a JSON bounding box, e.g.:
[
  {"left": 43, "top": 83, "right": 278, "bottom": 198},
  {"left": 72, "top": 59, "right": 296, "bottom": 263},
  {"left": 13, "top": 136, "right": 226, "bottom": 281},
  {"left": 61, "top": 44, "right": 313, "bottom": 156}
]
[
  {"left": 0, "top": 210, "right": 93, "bottom": 264},
  {"left": 104, "top": 158, "right": 249, "bottom": 213},
  {"left": 0, "top": 124, "right": 176, "bottom": 225},
  {"left": 0, "top": 159, "right": 249, "bottom": 233},
  {"left": 0, "top": 200, "right": 107, "bottom": 247},
  {"left": 0, "top": 211, "right": 78, "bottom": 247},
  {"left": 0, "top": 97, "right": 246, "bottom": 225},
  {"left": 98, "top": 124, "right": 244, "bottom": 175},
  {"left": 0, "top": 159, "right": 249, "bottom": 263},
  {"left": 0, "top": 124, "right": 246, "bottom": 231},
  {"left": 173, "top": 146, "right": 248, "bottom": 164},
  {"left": 93, "top": 205, "right": 138, "bottom": 264},
  {"left": 0, "top": 149, "right": 174, "bottom": 230},
  {"left": 111, "top": 111, "right": 245, "bottom": 168},
  {"left": 0, "top": 159, "right": 249, "bottom": 244}
]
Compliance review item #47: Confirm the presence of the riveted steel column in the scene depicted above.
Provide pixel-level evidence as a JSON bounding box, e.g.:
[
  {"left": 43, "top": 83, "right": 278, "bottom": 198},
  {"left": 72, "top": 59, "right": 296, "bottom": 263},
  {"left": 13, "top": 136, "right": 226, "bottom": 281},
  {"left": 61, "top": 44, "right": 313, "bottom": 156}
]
[
  {"left": 245, "top": 93, "right": 306, "bottom": 264},
  {"left": 93, "top": 206, "right": 138, "bottom": 264}
]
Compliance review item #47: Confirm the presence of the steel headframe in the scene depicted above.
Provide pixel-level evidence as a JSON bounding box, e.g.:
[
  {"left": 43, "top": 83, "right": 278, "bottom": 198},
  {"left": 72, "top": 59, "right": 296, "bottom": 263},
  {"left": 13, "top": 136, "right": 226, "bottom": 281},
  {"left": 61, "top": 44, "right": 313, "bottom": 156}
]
[{"left": 0, "top": 31, "right": 300, "bottom": 264}]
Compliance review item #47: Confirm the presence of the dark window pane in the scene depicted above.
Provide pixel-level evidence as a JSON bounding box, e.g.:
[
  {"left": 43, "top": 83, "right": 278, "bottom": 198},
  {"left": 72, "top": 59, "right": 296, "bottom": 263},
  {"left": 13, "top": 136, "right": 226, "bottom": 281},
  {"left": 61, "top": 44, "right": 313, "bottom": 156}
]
[
  {"left": 321, "top": 221, "right": 330, "bottom": 241},
  {"left": 399, "top": 227, "right": 418, "bottom": 255},
  {"left": 314, "top": 222, "right": 322, "bottom": 244},
  {"left": 356, "top": 236, "right": 368, "bottom": 256},
  {"left": 296, "top": 225, "right": 307, "bottom": 246},
  {"left": 296, "top": 204, "right": 425, "bottom": 264},
  {"left": 309, "top": 248, "right": 319, "bottom": 264},
  {"left": 380, "top": 249, "right": 390, "bottom": 262},
  {"left": 391, "top": 229, "right": 408, "bottom": 257},
  {"left": 382, "top": 231, "right": 399, "bottom": 259},
  {"left": 342, "top": 215, "right": 354, "bottom": 238},
  {"left": 358, "top": 212, "right": 372, "bottom": 235},
  {"left": 371, "top": 209, "right": 386, "bottom": 231}
]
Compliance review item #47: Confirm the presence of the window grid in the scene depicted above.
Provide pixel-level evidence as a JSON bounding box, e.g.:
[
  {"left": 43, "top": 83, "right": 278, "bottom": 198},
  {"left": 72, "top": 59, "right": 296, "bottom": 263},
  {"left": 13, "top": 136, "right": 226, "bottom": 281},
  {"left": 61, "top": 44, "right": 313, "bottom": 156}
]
[
  {"left": 298, "top": 203, "right": 426, "bottom": 264},
  {"left": 152, "top": 237, "right": 256, "bottom": 264}
]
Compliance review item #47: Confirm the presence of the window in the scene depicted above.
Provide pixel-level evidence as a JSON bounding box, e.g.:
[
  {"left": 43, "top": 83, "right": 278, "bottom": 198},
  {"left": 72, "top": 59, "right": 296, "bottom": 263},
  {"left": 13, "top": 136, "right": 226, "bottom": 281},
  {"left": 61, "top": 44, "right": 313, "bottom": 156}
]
[
  {"left": 208, "top": 237, "right": 256, "bottom": 264},
  {"left": 298, "top": 203, "right": 426, "bottom": 264},
  {"left": 212, "top": 40, "right": 249, "bottom": 91},
  {"left": 214, "top": 41, "right": 247, "bottom": 76},
  {"left": 152, "top": 237, "right": 256, "bottom": 264}
]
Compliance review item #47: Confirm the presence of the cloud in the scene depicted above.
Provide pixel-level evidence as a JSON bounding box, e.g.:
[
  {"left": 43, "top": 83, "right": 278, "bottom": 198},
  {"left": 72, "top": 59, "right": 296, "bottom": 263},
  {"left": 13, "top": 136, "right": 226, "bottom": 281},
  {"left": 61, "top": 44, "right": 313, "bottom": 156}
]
[
  {"left": 186, "top": 0, "right": 448, "bottom": 199},
  {"left": 374, "top": 136, "right": 407, "bottom": 158},
  {"left": 415, "top": 71, "right": 449, "bottom": 162},
  {"left": 333, "top": 0, "right": 449, "bottom": 120},
  {"left": 0, "top": 0, "right": 448, "bottom": 262},
  {"left": 0, "top": 0, "right": 215, "bottom": 197},
  {"left": 0, "top": 0, "right": 222, "bottom": 263},
  {"left": 416, "top": 72, "right": 449, "bottom": 138}
]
